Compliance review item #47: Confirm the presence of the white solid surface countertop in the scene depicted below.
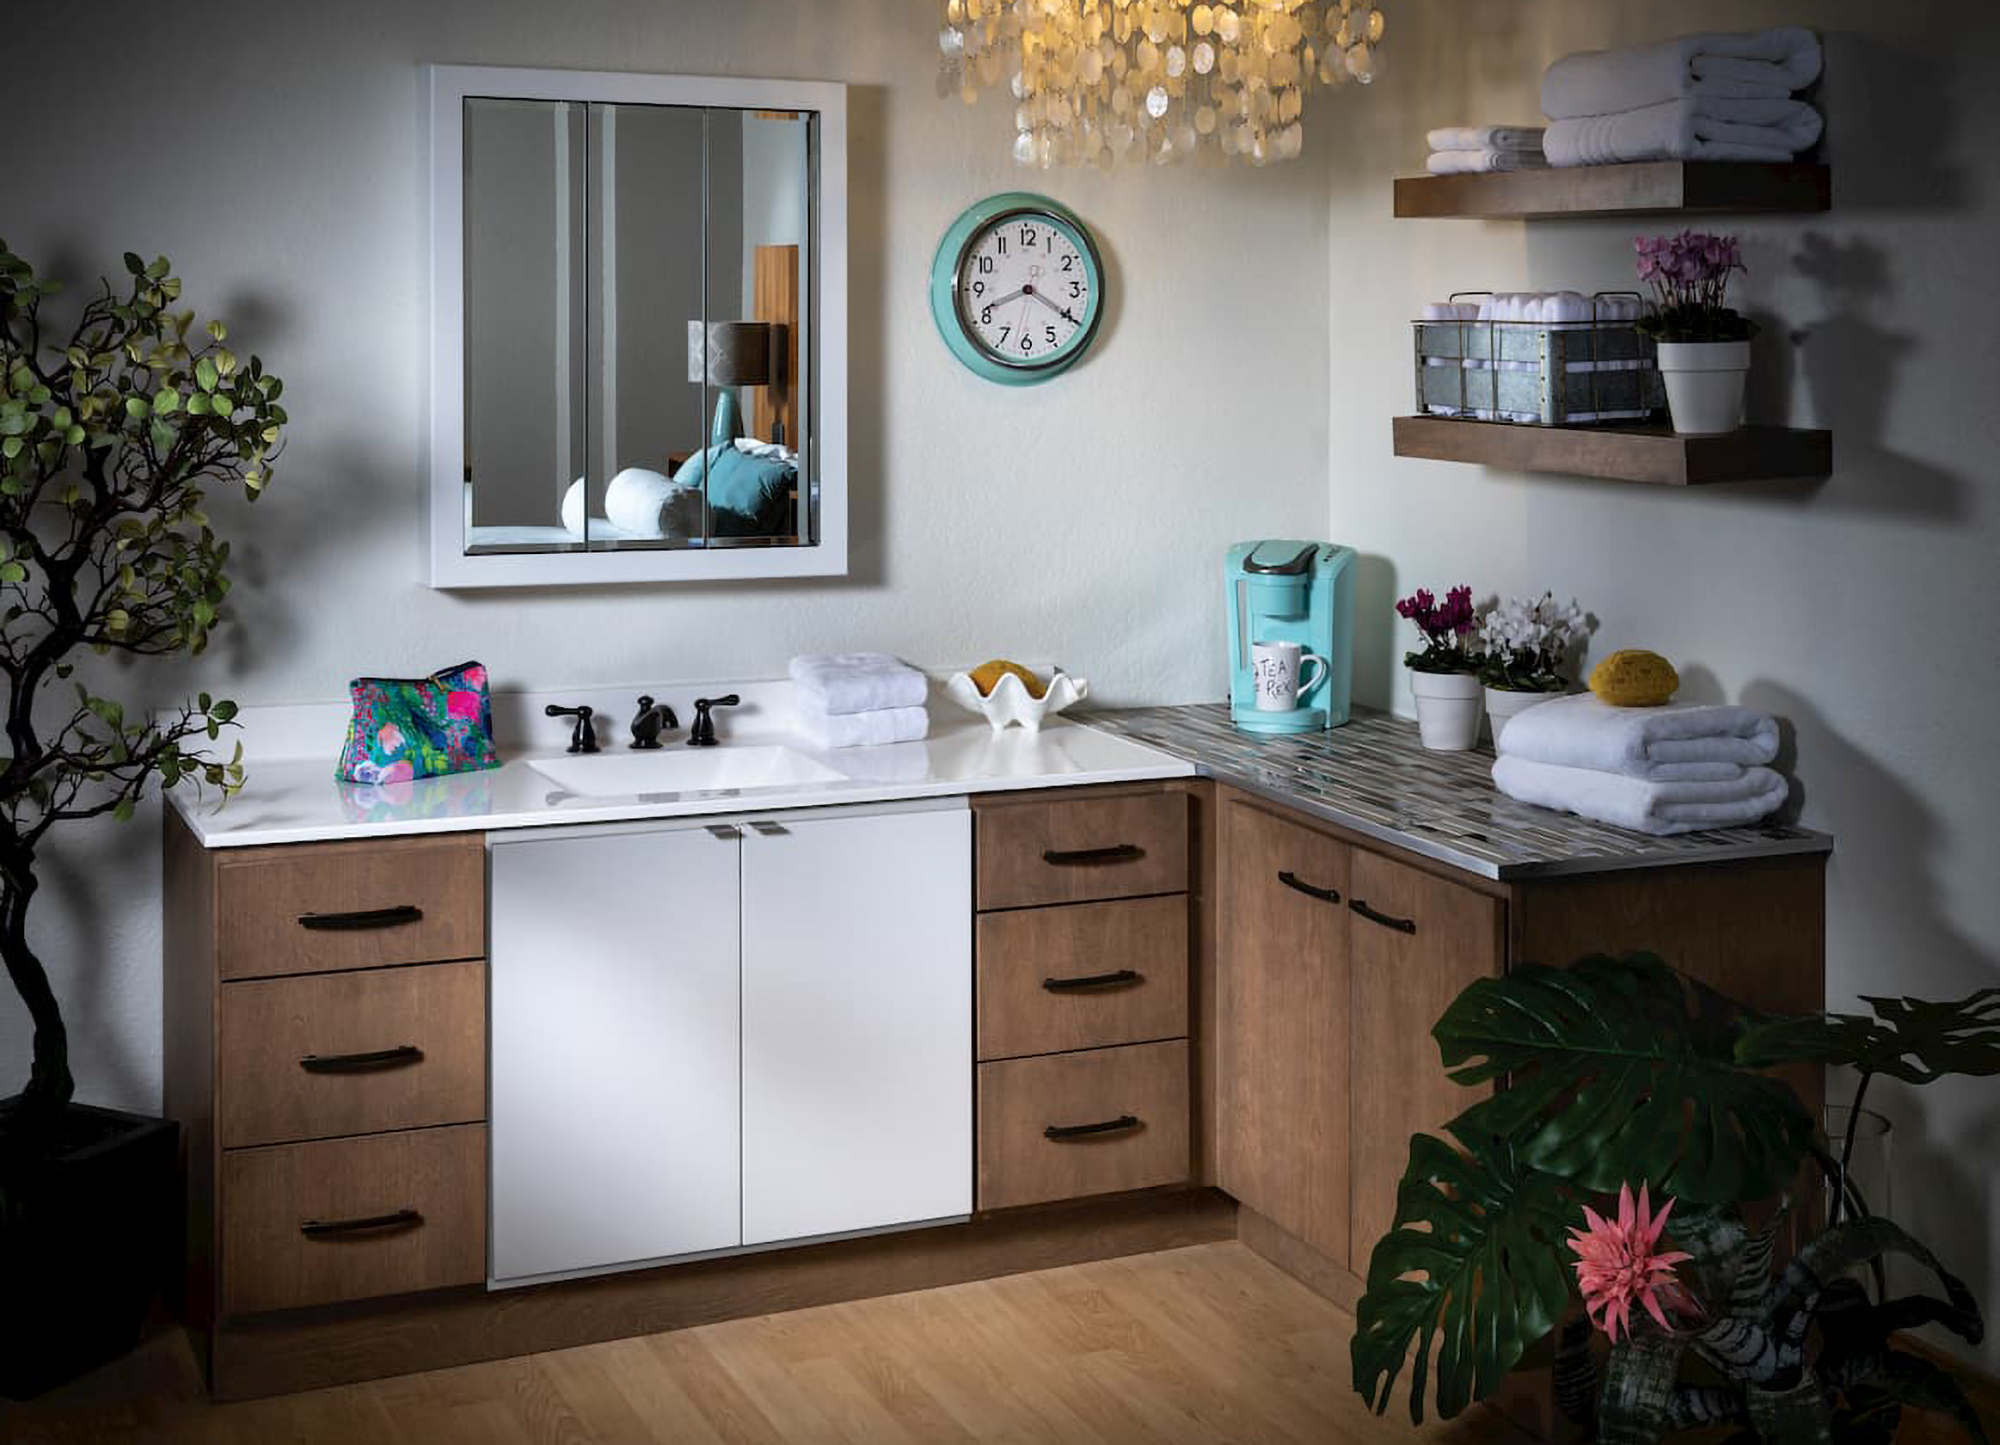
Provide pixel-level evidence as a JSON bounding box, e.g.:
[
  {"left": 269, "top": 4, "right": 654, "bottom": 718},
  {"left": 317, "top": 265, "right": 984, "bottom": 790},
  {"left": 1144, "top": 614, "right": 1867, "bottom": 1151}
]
[{"left": 170, "top": 703, "right": 1195, "bottom": 849}]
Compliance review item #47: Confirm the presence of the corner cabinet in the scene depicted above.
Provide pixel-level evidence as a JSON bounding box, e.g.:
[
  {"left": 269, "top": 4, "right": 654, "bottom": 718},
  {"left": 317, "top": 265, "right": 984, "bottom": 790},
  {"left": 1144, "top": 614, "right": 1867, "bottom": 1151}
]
[
  {"left": 488, "top": 800, "right": 972, "bottom": 1284},
  {"left": 1215, "top": 783, "right": 1826, "bottom": 1316}
]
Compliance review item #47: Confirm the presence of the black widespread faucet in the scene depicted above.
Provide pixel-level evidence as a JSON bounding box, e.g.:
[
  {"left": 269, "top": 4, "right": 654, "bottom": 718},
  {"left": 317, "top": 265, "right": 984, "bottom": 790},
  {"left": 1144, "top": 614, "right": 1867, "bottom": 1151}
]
[
  {"left": 629, "top": 695, "right": 680, "bottom": 749},
  {"left": 544, "top": 703, "right": 598, "bottom": 754},
  {"left": 687, "top": 694, "right": 740, "bottom": 747}
]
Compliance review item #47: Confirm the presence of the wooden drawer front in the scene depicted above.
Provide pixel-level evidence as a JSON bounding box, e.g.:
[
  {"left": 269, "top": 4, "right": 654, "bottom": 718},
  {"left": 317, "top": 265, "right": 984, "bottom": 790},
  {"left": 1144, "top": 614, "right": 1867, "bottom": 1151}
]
[
  {"left": 978, "top": 1040, "right": 1189, "bottom": 1210},
  {"left": 976, "top": 791, "right": 1188, "bottom": 911},
  {"left": 221, "top": 1124, "right": 487, "bottom": 1315},
  {"left": 976, "top": 896, "right": 1188, "bottom": 1061},
  {"left": 217, "top": 834, "right": 486, "bottom": 981},
  {"left": 218, "top": 960, "right": 487, "bottom": 1149}
]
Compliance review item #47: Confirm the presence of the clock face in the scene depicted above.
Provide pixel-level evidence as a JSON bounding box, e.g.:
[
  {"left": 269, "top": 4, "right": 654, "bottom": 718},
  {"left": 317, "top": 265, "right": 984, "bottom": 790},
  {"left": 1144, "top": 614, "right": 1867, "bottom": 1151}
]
[
  {"left": 931, "top": 194, "right": 1103, "bottom": 384},
  {"left": 955, "top": 212, "right": 1095, "bottom": 368}
]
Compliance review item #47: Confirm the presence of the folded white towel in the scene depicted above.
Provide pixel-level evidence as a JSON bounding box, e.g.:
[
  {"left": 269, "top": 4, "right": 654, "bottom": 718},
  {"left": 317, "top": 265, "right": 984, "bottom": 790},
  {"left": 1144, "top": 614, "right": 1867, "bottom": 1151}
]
[
  {"left": 1541, "top": 27, "right": 1824, "bottom": 119},
  {"left": 1427, "top": 148, "right": 1550, "bottom": 175},
  {"left": 1493, "top": 754, "right": 1788, "bottom": 836},
  {"left": 788, "top": 653, "right": 928, "bottom": 716},
  {"left": 1426, "top": 125, "right": 1546, "bottom": 153},
  {"left": 1545, "top": 97, "right": 1822, "bottom": 167},
  {"left": 1497, "top": 692, "right": 1779, "bottom": 779},
  {"left": 795, "top": 704, "right": 930, "bottom": 751}
]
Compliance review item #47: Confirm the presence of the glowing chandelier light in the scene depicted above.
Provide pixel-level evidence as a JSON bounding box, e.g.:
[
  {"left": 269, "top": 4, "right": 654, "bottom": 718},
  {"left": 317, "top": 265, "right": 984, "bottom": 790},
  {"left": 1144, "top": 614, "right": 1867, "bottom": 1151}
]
[{"left": 938, "top": 0, "right": 1386, "bottom": 168}]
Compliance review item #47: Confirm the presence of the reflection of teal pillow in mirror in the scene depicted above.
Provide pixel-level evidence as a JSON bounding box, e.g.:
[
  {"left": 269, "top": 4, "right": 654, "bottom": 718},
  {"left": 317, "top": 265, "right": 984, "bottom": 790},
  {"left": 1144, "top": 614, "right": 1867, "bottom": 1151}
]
[{"left": 706, "top": 450, "right": 796, "bottom": 536}]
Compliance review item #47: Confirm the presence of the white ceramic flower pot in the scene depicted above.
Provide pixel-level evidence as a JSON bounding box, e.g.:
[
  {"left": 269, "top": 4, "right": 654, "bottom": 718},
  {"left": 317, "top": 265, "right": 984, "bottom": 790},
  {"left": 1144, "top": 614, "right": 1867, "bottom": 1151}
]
[
  {"left": 1408, "top": 669, "right": 1483, "bottom": 751},
  {"left": 1483, "top": 686, "right": 1557, "bottom": 746},
  {"left": 1655, "top": 340, "right": 1750, "bottom": 436}
]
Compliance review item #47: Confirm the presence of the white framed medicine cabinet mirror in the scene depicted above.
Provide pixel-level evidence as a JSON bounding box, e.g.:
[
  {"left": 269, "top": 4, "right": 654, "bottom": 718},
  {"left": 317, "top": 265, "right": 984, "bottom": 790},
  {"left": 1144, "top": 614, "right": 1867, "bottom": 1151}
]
[{"left": 426, "top": 66, "right": 847, "bottom": 587}]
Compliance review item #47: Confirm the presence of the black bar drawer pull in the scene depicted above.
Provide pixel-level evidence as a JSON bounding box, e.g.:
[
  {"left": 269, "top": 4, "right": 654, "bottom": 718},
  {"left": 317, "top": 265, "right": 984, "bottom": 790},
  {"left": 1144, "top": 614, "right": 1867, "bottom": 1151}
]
[
  {"left": 1277, "top": 870, "right": 1341, "bottom": 904},
  {"left": 299, "top": 1208, "right": 424, "bottom": 1239},
  {"left": 1044, "top": 1114, "right": 1141, "bottom": 1141},
  {"left": 298, "top": 1045, "right": 424, "bottom": 1074},
  {"left": 1350, "top": 899, "right": 1417, "bottom": 934},
  {"left": 1042, "top": 969, "right": 1142, "bottom": 993},
  {"left": 1041, "top": 843, "right": 1144, "bottom": 867},
  {"left": 297, "top": 905, "right": 424, "bottom": 932}
]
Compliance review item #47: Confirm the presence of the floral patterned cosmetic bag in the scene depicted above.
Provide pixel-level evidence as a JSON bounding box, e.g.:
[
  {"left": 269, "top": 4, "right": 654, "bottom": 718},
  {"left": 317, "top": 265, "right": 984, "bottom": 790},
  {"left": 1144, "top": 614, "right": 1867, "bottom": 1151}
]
[{"left": 335, "top": 660, "right": 501, "bottom": 784}]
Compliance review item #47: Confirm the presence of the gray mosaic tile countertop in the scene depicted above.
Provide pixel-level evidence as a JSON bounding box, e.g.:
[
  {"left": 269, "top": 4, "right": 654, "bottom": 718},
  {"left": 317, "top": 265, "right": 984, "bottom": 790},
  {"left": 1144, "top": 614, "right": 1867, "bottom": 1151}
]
[{"left": 1086, "top": 704, "right": 1832, "bottom": 881}]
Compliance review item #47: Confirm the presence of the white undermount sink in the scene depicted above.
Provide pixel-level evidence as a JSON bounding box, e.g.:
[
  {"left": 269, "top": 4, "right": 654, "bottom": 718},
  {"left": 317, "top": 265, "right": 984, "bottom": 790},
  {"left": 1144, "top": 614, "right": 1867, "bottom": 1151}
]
[{"left": 530, "top": 744, "right": 847, "bottom": 797}]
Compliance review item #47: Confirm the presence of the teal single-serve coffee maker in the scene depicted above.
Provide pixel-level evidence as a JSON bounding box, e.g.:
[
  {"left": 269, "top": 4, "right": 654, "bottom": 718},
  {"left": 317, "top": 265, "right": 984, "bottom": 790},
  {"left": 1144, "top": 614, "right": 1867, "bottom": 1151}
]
[{"left": 1225, "top": 541, "right": 1356, "bottom": 734}]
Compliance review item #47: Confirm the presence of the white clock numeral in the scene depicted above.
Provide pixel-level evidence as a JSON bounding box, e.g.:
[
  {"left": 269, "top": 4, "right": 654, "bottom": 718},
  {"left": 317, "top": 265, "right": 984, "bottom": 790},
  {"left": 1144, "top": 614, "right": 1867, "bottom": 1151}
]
[{"left": 960, "top": 217, "right": 1090, "bottom": 365}]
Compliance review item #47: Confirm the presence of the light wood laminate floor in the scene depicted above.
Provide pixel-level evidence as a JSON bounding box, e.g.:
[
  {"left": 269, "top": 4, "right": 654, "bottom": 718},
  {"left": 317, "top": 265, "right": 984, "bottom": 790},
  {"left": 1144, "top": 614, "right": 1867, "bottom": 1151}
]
[{"left": 2, "top": 1241, "right": 1511, "bottom": 1445}]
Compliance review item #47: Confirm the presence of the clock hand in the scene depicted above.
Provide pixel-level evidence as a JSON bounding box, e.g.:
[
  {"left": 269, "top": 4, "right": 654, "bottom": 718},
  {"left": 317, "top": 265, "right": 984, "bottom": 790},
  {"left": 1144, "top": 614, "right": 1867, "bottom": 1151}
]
[
  {"left": 1026, "top": 290, "right": 1068, "bottom": 318},
  {"left": 981, "top": 286, "right": 1027, "bottom": 311}
]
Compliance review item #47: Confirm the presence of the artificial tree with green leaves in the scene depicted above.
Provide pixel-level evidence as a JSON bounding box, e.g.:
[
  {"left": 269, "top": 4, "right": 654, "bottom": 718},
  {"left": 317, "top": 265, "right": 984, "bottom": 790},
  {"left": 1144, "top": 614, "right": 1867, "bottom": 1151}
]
[
  {"left": 1351, "top": 953, "right": 1999, "bottom": 1442},
  {"left": 0, "top": 243, "right": 282, "bottom": 1131}
]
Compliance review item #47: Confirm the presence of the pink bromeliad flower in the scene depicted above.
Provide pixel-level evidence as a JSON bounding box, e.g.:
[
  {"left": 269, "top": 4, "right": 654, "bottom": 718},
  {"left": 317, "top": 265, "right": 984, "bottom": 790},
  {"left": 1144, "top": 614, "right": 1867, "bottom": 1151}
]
[{"left": 1567, "top": 1183, "right": 1700, "bottom": 1343}]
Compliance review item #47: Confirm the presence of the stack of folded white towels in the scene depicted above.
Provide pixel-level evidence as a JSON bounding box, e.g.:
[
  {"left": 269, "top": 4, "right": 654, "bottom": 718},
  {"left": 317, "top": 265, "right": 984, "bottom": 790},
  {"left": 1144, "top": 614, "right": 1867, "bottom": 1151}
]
[
  {"left": 789, "top": 653, "right": 930, "bottom": 750},
  {"left": 1541, "top": 26, "right": 1823, "bottom": 168},
  {"left": 1491, "top": 693, "right": 1789, "bottom": 836},
  {"left": 1425, "top": 125, "right": 1547, "bottom": 174}
]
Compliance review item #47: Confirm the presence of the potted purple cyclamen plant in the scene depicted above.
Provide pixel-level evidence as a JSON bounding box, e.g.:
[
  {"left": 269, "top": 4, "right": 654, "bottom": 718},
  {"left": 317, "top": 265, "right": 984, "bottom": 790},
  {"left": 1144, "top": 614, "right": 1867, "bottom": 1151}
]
[
  {"left": 1396, "top": 584, "right": 1484, "bottom": 750},
  {"left": 1635, "top": 231, "right": 1757, "bottom": 435}
]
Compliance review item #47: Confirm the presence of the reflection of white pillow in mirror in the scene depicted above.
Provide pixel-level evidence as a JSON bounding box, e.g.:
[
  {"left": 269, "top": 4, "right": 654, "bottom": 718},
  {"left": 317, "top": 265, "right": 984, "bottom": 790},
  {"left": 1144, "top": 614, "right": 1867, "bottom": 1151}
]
[
  {"left": 561, "top": 477, "right": 588, "bottom": 539},
  {"left": 733, "top": 437, "right": 798, "bottom": 463},
  {"left": 604, "top": 467, "right": 680, "bottom": 539}
]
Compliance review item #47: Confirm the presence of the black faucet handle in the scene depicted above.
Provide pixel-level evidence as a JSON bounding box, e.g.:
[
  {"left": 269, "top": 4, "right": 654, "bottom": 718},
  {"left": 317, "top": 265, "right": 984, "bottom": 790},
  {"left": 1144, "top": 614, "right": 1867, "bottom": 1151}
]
[
  {"left": 688, "top": 694, "right": 740, "bottom": 748},
  {"left": 544, "top": 702, "right": 599, "bottom": 754}
]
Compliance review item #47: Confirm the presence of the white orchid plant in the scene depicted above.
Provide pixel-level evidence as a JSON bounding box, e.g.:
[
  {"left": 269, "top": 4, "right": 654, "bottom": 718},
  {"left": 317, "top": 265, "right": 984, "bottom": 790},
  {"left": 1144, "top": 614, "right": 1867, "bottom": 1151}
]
[{"left": 1479, "top": 592, "right": 1589, "bottom": 693}]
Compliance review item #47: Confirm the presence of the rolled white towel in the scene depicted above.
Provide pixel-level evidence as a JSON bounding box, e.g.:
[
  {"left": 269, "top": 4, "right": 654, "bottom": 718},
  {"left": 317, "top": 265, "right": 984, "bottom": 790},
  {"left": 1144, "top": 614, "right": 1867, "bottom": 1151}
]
[
  {"left": 603, "top": 467, "right": 682, "bottom": 539},
  {"left": 1493, "top": 755, "right": 1789, "bottom": 836},
  {"left": 1426, "top": 125, "right": 1546, "bottom": 153},
  {"left": 795, "top": 703, "right": 929, "bottom": 750},
  {"left": 1420, "top": 301, "right": 1482, "bottom": 322},
  {"left": 1497, "top": 692, "right": 1778, "bottom": 778},
  {"left": 1427, "top": 148, "right": 1549, "bottom": 175},
  {"left": 1544, "top": 97, "right": 1822, "bottom": 167},
  {"left": 1542, "top": 27, "right": 1824, "bottom": 119},
  {"left": 789, "top": 652, "right": 928, "bottom": 716}
]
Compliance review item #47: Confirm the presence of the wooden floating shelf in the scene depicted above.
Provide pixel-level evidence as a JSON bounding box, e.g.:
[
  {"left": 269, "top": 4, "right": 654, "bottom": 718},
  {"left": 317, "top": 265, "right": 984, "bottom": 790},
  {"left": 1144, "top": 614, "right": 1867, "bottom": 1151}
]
[
  {"left": 1392, "top": 416, "right": 1832, "bottom": 487},
  {"left": 1393, "top": 161, "right": 1831, "bottom": 221}
]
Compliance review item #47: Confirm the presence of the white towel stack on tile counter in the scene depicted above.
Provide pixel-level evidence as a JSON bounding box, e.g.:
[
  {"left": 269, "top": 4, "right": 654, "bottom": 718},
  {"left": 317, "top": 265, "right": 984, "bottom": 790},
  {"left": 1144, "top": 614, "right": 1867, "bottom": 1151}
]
[
  {"left": 1541, "top": 27, "right": 1823, "bottom": 167},
  {"left": 1425, "top": 124, "right": 1547, "bottom": 175},
  {"left": 1491, "top": 693, "right": 1788, "bottom": 835},
  {"left": 788, "top": 653, "right": 930, "bottom": 750}
]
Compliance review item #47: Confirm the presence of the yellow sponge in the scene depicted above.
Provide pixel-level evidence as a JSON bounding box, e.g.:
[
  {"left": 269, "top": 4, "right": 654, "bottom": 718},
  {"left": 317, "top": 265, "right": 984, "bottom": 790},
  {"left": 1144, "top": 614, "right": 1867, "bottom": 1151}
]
[
  {"left": 1589, "top": 650, "right": 1680, "bottom": 707},
  {"left": 969, "top": 659, "right": 1046, "bottom": 700}
]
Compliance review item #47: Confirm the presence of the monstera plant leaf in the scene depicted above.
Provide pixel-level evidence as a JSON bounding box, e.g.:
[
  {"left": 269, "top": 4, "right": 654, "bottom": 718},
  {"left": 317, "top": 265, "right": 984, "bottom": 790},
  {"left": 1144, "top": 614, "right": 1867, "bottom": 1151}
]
[
  {"left": 1736, "top": 987, "right": 2000, "bottom": 1084},
  {"left": 1351, "top": 1127, "right": 1576, "bottom": 1424},
  {"left": 1434, "top": 952, "right": 1816, "bottom": 1204}
]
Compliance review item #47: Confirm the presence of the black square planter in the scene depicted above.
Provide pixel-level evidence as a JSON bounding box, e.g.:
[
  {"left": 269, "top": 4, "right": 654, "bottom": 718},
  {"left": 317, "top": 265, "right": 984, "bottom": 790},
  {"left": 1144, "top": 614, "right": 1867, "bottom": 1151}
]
[{"left": 0, "top": 1100, "right": 178, "bottom": 1399}]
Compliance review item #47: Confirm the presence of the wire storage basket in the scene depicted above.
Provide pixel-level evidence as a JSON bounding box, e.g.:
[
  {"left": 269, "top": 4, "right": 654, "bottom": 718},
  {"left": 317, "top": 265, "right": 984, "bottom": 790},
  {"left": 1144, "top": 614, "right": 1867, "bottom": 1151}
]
[{"left": 1413, "top": 292, "right": 1664, "bottom": 426}]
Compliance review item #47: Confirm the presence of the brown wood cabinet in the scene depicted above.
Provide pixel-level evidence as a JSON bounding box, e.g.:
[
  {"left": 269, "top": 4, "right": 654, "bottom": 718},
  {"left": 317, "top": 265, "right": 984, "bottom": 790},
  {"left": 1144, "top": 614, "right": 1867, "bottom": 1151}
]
[
  {"left": 165, "top": 816, "right": 491, "bottom": 1381},
  {"left": 971, "top": 784, "right": 1196, "bottom": 1211},
  {"left": 1213, "top": 782, "right": 1826, "bottom": 1344},
  {"left": 1217, "top": 798, "right": 1354, "bottom": 1264}
]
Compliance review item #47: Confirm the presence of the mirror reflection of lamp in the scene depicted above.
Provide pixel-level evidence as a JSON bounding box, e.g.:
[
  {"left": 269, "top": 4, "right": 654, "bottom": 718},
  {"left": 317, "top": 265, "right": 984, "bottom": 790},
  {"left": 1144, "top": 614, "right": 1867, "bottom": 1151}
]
[{"left": 687, "top": 320, "right": 778, "bottom": 448}]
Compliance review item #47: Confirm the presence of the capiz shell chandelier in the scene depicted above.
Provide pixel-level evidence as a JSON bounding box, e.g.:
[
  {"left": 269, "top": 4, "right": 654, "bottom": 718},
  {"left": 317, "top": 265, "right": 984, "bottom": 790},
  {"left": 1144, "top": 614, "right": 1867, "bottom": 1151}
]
[{"left": 938, "top": 0, "right": 1386, "bottom": 168}]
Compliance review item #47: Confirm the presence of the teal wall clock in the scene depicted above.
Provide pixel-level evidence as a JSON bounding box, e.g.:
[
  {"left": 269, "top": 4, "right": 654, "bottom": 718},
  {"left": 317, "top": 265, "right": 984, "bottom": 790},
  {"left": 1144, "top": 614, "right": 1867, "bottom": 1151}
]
[{"left": 929, "top": 193, "right": 1105, "bottom": 385}]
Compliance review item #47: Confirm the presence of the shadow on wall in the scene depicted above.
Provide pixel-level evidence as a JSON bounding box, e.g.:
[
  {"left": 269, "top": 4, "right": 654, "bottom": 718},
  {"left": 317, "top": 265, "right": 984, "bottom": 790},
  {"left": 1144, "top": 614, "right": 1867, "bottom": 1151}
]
[
  {"left": 1817, "top": 32, "right": 1967, "bottom": 214},
  {"left": 1782, "top": 230, "right": 1967, "bottom": 524},
  {"left": 1350, "top": 551, "right": 1400, "bottom": 711},
  {"left": 1738, "top": 676, "right": 1999, "bottom": 1334}
]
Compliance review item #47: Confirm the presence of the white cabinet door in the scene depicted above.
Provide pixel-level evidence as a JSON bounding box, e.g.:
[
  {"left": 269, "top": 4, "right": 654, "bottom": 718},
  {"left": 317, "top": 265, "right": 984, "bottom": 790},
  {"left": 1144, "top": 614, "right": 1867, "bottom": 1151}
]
[
  {"left": 740, "top": 802, "right": 972, "bottom": 1245},
  {"left": 489, "top": 822, "right": 742, "bottom": 1282}
]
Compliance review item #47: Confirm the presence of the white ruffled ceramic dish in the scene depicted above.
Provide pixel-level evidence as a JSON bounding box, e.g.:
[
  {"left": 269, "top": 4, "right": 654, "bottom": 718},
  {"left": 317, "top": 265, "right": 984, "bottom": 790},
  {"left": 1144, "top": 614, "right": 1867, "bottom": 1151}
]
[{"left": 944, "top": 669, "right": 1089, "bottom": 734}]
